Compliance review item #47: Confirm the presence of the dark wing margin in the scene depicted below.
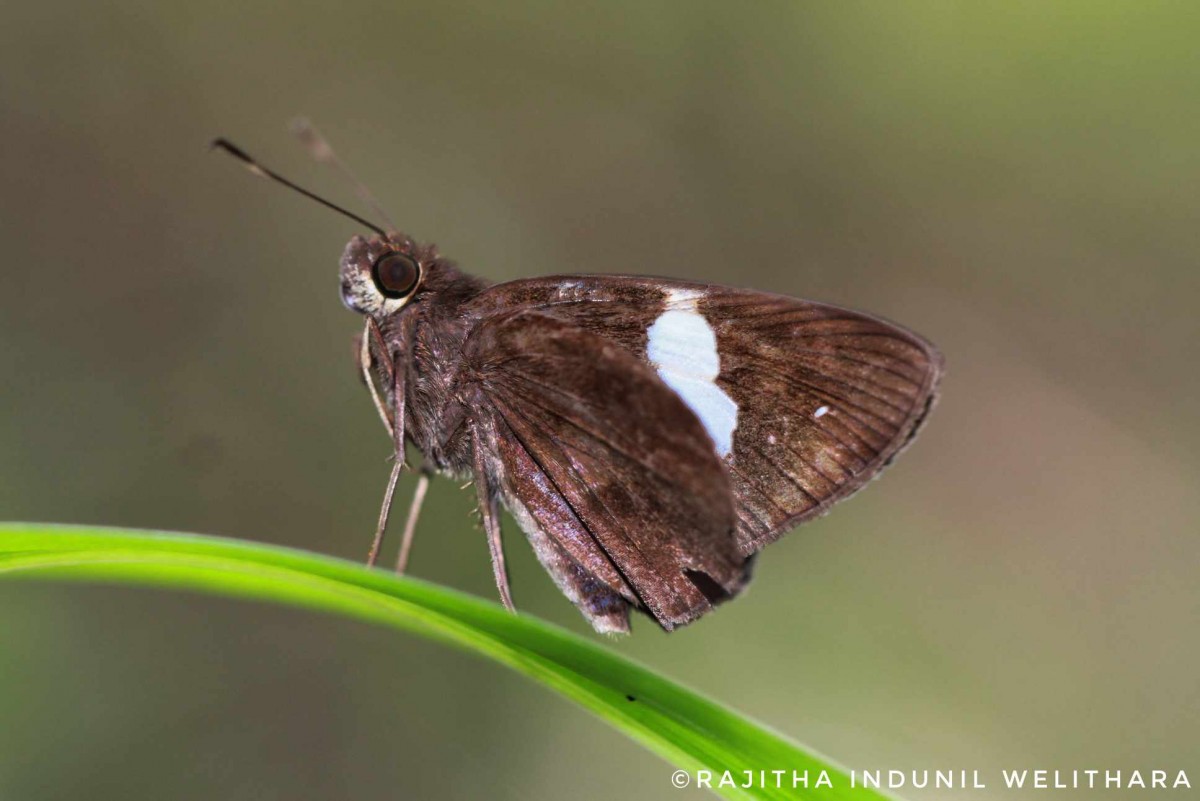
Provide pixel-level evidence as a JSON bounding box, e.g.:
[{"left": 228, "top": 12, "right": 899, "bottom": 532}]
[
  {"left": 461, "top": 309, "right": 750, "bottom": 631},
  {"left": 466, "top": 276, "right": 943, "bottom": 555}
]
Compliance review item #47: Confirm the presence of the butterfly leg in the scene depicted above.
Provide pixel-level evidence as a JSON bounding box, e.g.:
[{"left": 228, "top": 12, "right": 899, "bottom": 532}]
[
  {"left": 359, "top": 318, "right": 395, "bottom": 436},
  {"left": 361, "top": 316, "right": 410, "bottom": 568},
  {"left": 395, "top": 461, "right": 433, "bottom": 574},
  {"left": 472, "top": 428, "right": 515, "bottom": 611},
  {"left": 479, "top": 486, "right": 515, "bottom": 611},
  {"left": 366, "top": 458, "right": 403, "bottom": 567}
]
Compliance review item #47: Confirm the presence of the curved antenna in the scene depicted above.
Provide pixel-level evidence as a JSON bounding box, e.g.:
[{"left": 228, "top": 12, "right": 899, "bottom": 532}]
[
  {"left": 210, "top": 138, "right": 387, "bottom": 237},
  {"left": 290, "top": 118, "right": 399, "bottom": 233}
]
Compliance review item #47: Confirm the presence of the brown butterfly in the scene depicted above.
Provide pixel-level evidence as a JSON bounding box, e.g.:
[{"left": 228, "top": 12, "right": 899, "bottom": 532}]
[{"left": 215, "top": 134, "right": 942, "bottom": 633}]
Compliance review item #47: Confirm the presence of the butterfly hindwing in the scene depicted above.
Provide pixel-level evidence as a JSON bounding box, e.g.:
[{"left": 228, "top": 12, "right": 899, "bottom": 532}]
[{"left": 467, "top": 276, "right": 943, "bottom": 555}]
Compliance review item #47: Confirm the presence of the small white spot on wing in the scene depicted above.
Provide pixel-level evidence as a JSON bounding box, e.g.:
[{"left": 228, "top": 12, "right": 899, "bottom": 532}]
[
  {"left": 814, "top": 405, "right": 830, "bottom": 419},
  {"left": 554, "top": 281, "right": 583, "bottom": 301}
]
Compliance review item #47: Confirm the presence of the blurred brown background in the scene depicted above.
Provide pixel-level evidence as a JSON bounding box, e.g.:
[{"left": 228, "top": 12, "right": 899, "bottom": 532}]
[{"left": 1, "top": 2, "right": 1197, "bottom": 799}]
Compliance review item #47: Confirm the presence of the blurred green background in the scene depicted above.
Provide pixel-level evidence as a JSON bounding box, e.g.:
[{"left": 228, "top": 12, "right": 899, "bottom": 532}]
[{"left": 2, "top": 2, "right": 1197, "bottom": 799}]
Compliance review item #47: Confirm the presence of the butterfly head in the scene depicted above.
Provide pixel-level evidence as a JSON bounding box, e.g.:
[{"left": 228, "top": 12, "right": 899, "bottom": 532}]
[
  {"left": 210, "top": 139, "right": 441, "bottom": 319},
  {"left": 340, "top": 233, "right": 426, "bottom": 318}
]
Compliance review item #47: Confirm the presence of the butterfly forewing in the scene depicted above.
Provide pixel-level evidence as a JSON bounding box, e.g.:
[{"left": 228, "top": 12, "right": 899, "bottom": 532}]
[
  {"left": 461, "top": 310, "right": 750, "bottom": 630},
  {"left": 467, "top": 276, "right": 942, "bottom": 555}
]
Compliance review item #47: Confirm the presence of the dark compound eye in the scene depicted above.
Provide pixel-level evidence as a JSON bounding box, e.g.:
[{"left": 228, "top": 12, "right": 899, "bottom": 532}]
[{"left": 371, "top": 252, "right": 421, "bottom": 299}]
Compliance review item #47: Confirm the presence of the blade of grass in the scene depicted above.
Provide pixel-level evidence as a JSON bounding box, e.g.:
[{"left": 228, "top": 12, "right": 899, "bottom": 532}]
[{"left": 0, "top": 523, "right": 891, "bottom": 800}]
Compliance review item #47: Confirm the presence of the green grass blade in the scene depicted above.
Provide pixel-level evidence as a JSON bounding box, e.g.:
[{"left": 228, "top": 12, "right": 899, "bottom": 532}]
[{"left": 0, "top": 523, "right": 889, "bottom": 801}]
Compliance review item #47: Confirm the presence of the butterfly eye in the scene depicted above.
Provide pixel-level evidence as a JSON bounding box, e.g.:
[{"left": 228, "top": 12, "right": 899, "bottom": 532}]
[{"left": 371, "top": 252, "right": 421, "bottom": 299}]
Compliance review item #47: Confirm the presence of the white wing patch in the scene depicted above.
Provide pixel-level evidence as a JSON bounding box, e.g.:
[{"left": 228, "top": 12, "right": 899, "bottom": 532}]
[{"left": 646, "top": 289, "right": 738, "bottom": 458}]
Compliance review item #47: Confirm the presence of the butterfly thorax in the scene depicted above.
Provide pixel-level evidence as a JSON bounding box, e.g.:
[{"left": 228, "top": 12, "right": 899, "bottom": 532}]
[{"left": 377, "top": 255, "right": 492, "bottom": 477}]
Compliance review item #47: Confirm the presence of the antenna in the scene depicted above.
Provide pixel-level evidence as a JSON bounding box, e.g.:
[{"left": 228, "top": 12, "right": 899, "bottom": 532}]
[
  {"left": 211, "top": 138, "right": 387, "bottom": 236},
  {"left": 290, "top": 118, "right": 399, "bottom": 233}
]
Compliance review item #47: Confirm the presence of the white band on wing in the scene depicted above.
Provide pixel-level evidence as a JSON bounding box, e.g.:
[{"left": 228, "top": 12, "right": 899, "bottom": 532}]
[{"left": 647, "top": 289, "right": 738, "bottom": 459}]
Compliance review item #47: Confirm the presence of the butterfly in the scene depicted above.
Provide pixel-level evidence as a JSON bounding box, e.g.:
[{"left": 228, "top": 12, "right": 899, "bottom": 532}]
[{"left": 216, "top": 135, "right": 942, "bottom": 633}]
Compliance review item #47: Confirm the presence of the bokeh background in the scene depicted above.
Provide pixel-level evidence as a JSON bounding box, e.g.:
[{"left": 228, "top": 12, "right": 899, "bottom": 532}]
[{"left": 2, "top": 2, "right": 1197, "bottom": 799}]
